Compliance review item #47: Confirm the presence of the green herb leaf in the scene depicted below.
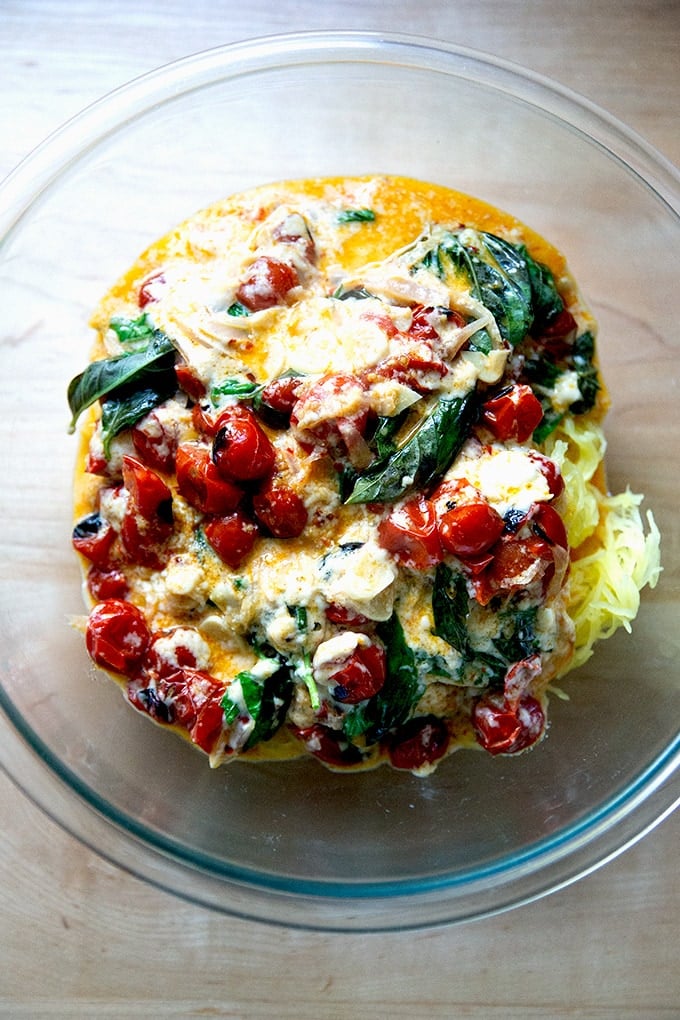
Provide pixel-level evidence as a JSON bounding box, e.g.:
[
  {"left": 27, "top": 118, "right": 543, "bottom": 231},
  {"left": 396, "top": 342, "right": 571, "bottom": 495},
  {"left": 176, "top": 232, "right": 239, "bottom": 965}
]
[
  {"left": 360, "top": 612, "right": 423, "bottom": 743},
  {"left": 432, "top": 563, "right": 471, "bottom": 657},
  {"left": 337, "top": 208, "right": 376, "bottom": 224},
  {"left": 109, "top": 312, "right": 157, "bottom": 348},
  {"left": 211, "top": 377, "right": 262, "bottom": 403},
  {"left": 221, "top": 666, "right": 293, "bottom": 749},
  {"left": 100, "top": 381, "right": 175, "bottom": 457},
  {"left": 226, "top": 301, "right": 250, "bottom": 317},
  {"left": 345, "top": 393, "right": 476, "bottom": 505},
  {"left": 333, "top": 285, "right": 374, "bottom": 301},
  {"left": 519, "top": 245, "right": 565, "bottom": 332},
  {"left": 570, "top": 331, "right": 600, "bottom": 413},
  {"left": 67, "top": 331, "right": 175, "bottom": 432},
  {"left": 494, "top": 606, "right": 540, "bottom": 663}
]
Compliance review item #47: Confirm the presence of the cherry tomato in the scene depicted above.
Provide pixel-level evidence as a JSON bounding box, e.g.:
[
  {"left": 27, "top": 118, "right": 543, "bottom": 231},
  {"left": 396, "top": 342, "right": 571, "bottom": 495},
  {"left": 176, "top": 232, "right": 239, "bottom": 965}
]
[
  {"left": 374, "top": 346, "right": 448, "bottom": 394},
  {"left": 131, "top": 410, "right": 178, "bottom": 473},
  {"left": 204, "top": 511, "right": 259, "bottom": 569},
  {"left": 137, "top": 269, "right": 166, "bottom": 308},
  {"left": 472, "top": 693, "right": 545, "bottom": 755},
  {"left": 502, "top": 654, "right": 542, "bottom": 709},
  {"left": 86, "top": 599, "right": 151, "bottom": 676},
  {"left": 539, "top": 309, "right": 577, "bottom": 358},
  {"left": 72, "top": 512, "right": 116, "bottom": 566},
  {"left": 473, "top": 534, "right": 554, "bottom": 605},
  {"left": 407, "top": 304, "right": 440, "bottom": 342},
  {"left": 212, "top": 406, "right": 275, "bottom": 482},
  {"left": 121, "top": 455, "right": 173, "bottom": 523},
  {"left": 481, "top": 384, "right": 543, "bottom": 443},
  {"left": 119, "top": 510, "right": 169, "bottom": 569},
  {"left": 387, "top": 715, "right": 450, "bottom": 771},
  {"left": 528, "top": 451, "right": 565, "bottom": 499},
  {"left": 190, "top": 696, "right": 226, "bottom": 754},
  {"left": 438, "top": 501, "right": 505, "bottom": 559},
  {"left": 175, "top": 444, "right": 243, "bottom": 515},
  {"left": 235, "top": 256, "right": 299, "bottom": 311},
  {"left": 378, "top": 498, "right": 443, "bottom": 570},
  {"left": 330, "top": 643, "right": 386, "bottom": 704},
  {"left": 86, "top": 565, "right": 129, "bottom": 601},
  {"left": 175, "top": 362, "right": 206, "bottom": 401},
  {"left": 292, "top": 724, "right": 363, "bottom": 767},
  {"left": 257, "top": 375, "right": 304, "bottom": 426},
  {"left": 252, "top": 480, "right": 308, "bottom": 538},
  {"left": 146, "top": 628, "right": 202, "bottom": 679},
  {"left": 530, "top": 502, "right": 568, "bottom": 549},
  {"left": 324, "top": 604, "right": 371, "bottom": 628}
]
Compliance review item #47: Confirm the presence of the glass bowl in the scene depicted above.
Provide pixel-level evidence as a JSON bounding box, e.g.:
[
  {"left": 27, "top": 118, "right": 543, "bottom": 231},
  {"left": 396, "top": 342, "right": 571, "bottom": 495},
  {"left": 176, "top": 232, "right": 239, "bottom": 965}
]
[{"left": 0, "top": 31, "right": 678, "bottom": 932}]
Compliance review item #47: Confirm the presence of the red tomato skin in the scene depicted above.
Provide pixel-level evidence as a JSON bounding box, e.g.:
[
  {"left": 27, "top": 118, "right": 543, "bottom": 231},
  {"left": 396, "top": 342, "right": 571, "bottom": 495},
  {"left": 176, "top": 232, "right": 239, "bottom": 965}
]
[
  {"left": 175, "top": 362, "right": 206, "bottom": 401},
  {"left": 481, "top": 384, "right": 543, "bottom": 443},
  {"left": 377, "top": 498, "right": 443, "bottom": 570},
  {"left": 204, "top": 512, "right": 259, "bottom": 569},
  {"left": 86, "top": 599, "right": 151, "bottom": 675},
  {"left": 121, "top": 455, "right": 173, "bottom": 523},
  {"left": 72, "top": 514, "right": 116, "bottom": 567},
  {"left": 190, "top": 698, "right": 225, "bottom": 754},
  {"left": 530, "top": 502, "right": 568, "bottom": 549},
  {"left": 330, "top": 644, "right": 387, "bottom": 704},
  {"left": 212, "top": 406, "right": 276, "bottom": 482},
  {"left": 175, "top": 444, "right": 243, "bottom": 515},
  {"left": 235, "top": 256, "right": 299, "bottom": 311},
  {"left": 324, "top": 604, "right": 371, "bottom": 628},
  {"left": 137, "top": 269, "right": 166, "bottom": 308},
  {"left": 119, "top": 510, "right": 169, "bottom": 569},
  {"left": 438, "top": 502, "right": 505, "bottom": 559},
  {"left": 528, "top": 452, "right": 565, "bottom": 499},
  {"left": 252, "top": 481, "right": 308, "bottom": 538},
  {"left": 292, "top": 725, "right": 363, "bottom": 767},
  {"left": 86, "top": 566, "right": 129, "bottom": 601},
  {"left": 131, "top": 411, "right": 178, "bottom": 474},
  {"left": 258, "top": 376, "right": 303, "bottom": 418},
  {"left": 473, "top": 534, "right": 554, "bottom": 605},
  {"left": 472, "top": 694, "right": 545, "bottom": 755},
  {"left": 388, "top": 715, "right": 450, "bottom": 771}
]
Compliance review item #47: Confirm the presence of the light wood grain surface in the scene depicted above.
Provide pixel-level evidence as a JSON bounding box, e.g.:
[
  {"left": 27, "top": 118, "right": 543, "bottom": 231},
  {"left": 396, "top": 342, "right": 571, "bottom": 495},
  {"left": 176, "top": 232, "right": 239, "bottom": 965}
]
[{"left": 1, "top": 1, "right": 679, "bottom": 1016}]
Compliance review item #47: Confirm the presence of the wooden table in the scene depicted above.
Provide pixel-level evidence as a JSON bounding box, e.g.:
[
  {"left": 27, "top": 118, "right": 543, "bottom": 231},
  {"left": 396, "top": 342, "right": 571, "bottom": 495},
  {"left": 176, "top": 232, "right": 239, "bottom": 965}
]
[{"left": 1, "top": 2, "right": 678, "bottom": 1016}]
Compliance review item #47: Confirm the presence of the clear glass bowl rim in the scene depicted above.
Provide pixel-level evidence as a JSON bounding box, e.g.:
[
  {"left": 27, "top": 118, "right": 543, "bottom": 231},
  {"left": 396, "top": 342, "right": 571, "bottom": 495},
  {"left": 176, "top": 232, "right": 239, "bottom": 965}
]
[{"left": 0, "top": 29, "right": 678, "bottom": 932}]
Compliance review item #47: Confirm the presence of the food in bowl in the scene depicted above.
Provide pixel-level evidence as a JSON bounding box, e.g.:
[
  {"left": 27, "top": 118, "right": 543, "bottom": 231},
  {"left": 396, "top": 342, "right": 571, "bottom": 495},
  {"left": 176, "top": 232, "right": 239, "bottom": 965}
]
[{"left": 68, "top": 175, "right": 660, "bottom": 774}]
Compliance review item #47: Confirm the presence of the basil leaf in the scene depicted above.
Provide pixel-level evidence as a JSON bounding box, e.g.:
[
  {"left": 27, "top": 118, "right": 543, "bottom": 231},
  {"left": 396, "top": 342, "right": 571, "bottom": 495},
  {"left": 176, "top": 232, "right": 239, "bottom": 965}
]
[
  {"left": 518, "top": 245, "right": 564, "bottom": 331},
  {"left": 211, "top": 377, "right": 262, "bottom": 403},
  {"left": 100, "top": 382, "right": 175, "bottom": 458},
  {"left": 333, "top": 285, "right": 374, "bottom": 301},
  {"left": 432, "top": 563, "right": 471, "bottom": 657},
  {"left": 109, "top": 312, "right": 156, "bottom": 348},
  {"left": 337, "top": 208, "right": 376, "bottom": 224},
  {"left": 361, "top": 612, "right": 423, "bottom": 743},
  {"left": 67, "top": 332, "right": 175, "bottom": 431},
  {"left": 226, "top": 301, "right": 250, "bottom": 317},
  {"left": 345, "top": 393, "right": 476, "bottom": 505},
  {"left": 221, "top": 667, "right": 293, "bottom": 749},
  {"left": 370, "top": 410, "right": 410, "bottom": 461},
  {"left": 570, "top": 331, "right": 600, "bottom": 413},
  {"left": 494, "top": 607, "right": 540, "bottom": 663}
]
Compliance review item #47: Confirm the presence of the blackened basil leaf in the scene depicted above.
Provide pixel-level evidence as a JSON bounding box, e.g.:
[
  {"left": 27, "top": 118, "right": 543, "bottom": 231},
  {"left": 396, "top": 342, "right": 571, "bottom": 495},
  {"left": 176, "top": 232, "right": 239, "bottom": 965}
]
[
  {"left": 100, "top": 382, "right": 175, "bottom": 457},
  {"left": 67, "top": 332, "right": 175, "bottom": 431},
  {"left": 494, "top": 606, "right": 540, "bottom": 663},
  {"left": 109, "top": 312, "right": 156, "bottom": 348},
  {"left": 570, "top": 331, "right": 600, "bottom": 413},
  {"left": 362, "top": 612, "right": 423, "bottom": 743},
  {"left": 518, "top": 245, "right": 564, "bottom": 331},
  {"left": 337, "top": 208, "right": 376, "bottom": 224},
  {"left": 345, "top": 393, "right": 476, "bottom": 505},
  {"left": 432, "top": 563, "right": 471, "bottom": 657}
]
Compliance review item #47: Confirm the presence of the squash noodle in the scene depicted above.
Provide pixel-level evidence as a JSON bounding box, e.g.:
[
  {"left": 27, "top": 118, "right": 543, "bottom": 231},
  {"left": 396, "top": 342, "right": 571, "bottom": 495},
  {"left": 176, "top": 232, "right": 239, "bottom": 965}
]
[{"left": 544, "top": 416, "right": 662, "bottom": 673}]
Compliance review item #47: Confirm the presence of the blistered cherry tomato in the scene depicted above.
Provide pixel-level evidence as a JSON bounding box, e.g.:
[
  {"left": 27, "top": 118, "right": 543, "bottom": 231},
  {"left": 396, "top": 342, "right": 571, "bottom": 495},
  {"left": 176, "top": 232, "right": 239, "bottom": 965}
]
[
  {"left": 388, "top": 715, "right": 450, "bottom": 771},
  {"left": 473, "top": 534, "right": 554, "bottom": 606},
  {"left": 530, "top": 502, "right": 568, "bottom": 549},
  {"left": 252, "top": 480, "right": 308, "bottom": 538},
  {"left": 292, "top": 724, "right": 363, "bottom": 767},
  {"left": 86, "top": 565, "right": 129, "bottom": 601},
  {"left": 86, "top": 599, "right": 150, "bottom": 675},
  {"left": 378, "top": 498, "right": 443, "bottom": 570},
  {"left": 175, "top": 362, "right": 206, "bottom": 401},
  {"left": 212, "top": 406, "right": 275, "bottom": 482},
  {"left": 190, "top": 696, "right": 226, "bottom": 754},
  {"left": 472, "top": 693, "right": 545, "bottom": 755},
  {"left": 257, "top": 375, "right": 304, "bottom": 426},
  {"left": 121, "top": 455, "right": 173, "bottom": 523},
  {"left": 235, "top": 256, "right": 299, "bottom": 311},
  {"left": 438, "top": 501, "right": 505, "bottom": 559},
  {"left": 528, "top": 451, "right": 565, "bottom": 499},
  {"left": 145, "top": 628, "right": 202, "bottom": 679},
  {"left": 119, "top": 511, "right": 169, "bottom": 569},
  {"left": 175, "top": 444, "right": 242, "bottom": 515},
  {"left": 137, "top": 269, "right": 166, "bottom": 308},
  {"left": 131, "top": 410, "right": 178, "bottom": 473},
  {"left": 330, "top": 643, "right": 386, "bottom": 704},
  {"left": 540, "top": 309, "right": 577, "bottom": 358},
  {"left": 204, "top": 511, "right": 259, "bottom": 569},
  {"left": 324, "top": 604, "right": 371, "bottom": 627},
  {"left": 481, "top": 384, "right": 543, "bottom": 443},
  {"left": 72, "top": 512, "right": 116, "bottom": 566}
]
